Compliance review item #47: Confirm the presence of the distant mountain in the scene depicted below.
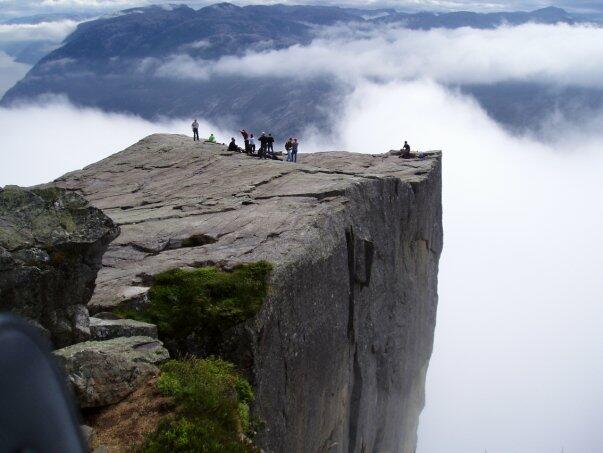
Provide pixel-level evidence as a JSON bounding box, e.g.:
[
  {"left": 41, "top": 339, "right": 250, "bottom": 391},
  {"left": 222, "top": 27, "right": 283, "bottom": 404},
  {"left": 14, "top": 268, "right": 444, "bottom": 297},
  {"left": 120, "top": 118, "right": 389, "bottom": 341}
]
[
  {"left": 0, "top": 3, "right": 587, "bottom": 138},
  {"left": 374, "top": 6, "right": 574, "bottom": 28},
  {"left": 1, "top": 13, "right": 91, "bottom": 25},
  {"left": 0, "top": 13, "right": 92, "bottom": 65}
]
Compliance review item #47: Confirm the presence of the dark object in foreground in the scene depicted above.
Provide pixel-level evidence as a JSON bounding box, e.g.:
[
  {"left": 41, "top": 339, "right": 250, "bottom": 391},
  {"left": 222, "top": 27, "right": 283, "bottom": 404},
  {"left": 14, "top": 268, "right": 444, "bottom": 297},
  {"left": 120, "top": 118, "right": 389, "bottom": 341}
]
[{"left": 0, "top": 314, "right": 86, "bottom": 453}]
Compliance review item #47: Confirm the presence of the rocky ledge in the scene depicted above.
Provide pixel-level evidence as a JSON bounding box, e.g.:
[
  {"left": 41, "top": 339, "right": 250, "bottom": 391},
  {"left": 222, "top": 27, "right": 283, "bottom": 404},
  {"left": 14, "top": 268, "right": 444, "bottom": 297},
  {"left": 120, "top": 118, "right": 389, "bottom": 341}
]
[
  {"left": 0, "top": 186, "right": 118, "bottom": 347},
  {"left": 51, "top": 134, "right": 442, "bottom": 453}
]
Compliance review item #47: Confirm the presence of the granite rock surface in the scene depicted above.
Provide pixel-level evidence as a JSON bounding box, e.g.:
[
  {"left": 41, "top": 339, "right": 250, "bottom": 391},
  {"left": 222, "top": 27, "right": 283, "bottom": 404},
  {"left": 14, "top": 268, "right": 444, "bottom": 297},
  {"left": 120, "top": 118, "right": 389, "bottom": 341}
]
[{"left": 54, "top": 134, "right": 443, "bottom": 453}]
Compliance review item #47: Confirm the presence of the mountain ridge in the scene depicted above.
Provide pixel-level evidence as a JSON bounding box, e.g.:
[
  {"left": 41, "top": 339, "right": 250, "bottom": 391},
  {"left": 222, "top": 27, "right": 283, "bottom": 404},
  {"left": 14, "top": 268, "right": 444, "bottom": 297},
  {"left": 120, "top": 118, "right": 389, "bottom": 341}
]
[{"left": 0, "top": 3, "right": 587, "bottom": 138}]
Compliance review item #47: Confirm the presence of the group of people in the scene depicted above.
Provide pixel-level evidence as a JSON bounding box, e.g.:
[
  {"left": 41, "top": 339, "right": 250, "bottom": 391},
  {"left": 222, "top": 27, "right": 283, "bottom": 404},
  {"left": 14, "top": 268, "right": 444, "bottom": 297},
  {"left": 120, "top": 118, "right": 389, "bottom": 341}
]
[
  {"left": 191, "top": 120, "right": 300, "bottom": 163},
  {"left": 233, "top": 129, "right": 300, "bottom": 162},
  {"left": 193, "top": 122, "right": 418, "bottom": 164}
]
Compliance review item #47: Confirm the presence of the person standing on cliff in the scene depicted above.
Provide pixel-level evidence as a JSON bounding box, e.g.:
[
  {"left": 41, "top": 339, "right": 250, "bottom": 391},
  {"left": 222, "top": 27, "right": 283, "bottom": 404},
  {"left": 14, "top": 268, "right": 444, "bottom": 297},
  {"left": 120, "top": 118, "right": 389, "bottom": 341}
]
[
  {"left": 192, "top": 119, "right": 199, "bottom": 141},
  {"left": 267, "top": 133, "right": 275, "bottom": 156},
  {"left": 285, "top": 138, "right": 293, "bottom": 162},
  {"left": 249, "top": 134, "right": 256, "bottom": 154},
  {"left": 258, "top": 132, "right": 268, "bottom": 159},
  {"left": 291, "top": 138, "right": 299, "bottom": 163},
  {"left": 240, "top": 129, "right": 249, "bottom": 153}
]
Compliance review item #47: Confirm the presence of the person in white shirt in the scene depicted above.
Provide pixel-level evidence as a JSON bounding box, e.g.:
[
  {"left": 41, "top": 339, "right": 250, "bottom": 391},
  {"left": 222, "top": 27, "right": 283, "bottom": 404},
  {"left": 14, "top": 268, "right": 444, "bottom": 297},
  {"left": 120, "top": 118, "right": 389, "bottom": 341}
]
[
  {"left": 249, "top": 133, "right": 256, "bottom": 153},
  {"left": 192, "top": 119, "right": 199, "bottom": 141}
]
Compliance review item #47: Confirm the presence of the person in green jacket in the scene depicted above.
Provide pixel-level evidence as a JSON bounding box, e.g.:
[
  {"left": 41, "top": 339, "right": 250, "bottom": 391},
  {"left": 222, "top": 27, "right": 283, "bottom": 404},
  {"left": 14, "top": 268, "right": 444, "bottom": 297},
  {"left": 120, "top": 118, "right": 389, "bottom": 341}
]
[{"left": 208, "top": 133, "right": 216, "bottom": 143}]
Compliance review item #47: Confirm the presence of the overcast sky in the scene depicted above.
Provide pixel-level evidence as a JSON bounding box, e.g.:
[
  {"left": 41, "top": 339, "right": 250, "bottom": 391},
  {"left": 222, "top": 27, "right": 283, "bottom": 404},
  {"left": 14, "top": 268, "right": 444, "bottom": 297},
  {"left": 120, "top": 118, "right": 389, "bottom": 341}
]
[{"left": 1, "top": 0, "right": 603, "bottom": 20}]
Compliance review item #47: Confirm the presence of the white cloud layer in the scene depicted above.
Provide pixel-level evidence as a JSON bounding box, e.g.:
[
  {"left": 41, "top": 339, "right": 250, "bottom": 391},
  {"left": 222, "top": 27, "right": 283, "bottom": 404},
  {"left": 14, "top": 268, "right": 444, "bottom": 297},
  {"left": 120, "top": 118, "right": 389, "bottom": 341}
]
[
  {"left": 0, "top": 19, "right": 79, "bottom": 42},
  {"left": 154, "top": 23, "right": 603, "bottom": 89},
  {"left": 0, "top": 96, "right": 230, "bottom": 186},
  {"left": 0, "top": 78, "right": 602, "bottom": 452},
  {"left": 303, "top": 79, "right": 603, "bottom": 453}
]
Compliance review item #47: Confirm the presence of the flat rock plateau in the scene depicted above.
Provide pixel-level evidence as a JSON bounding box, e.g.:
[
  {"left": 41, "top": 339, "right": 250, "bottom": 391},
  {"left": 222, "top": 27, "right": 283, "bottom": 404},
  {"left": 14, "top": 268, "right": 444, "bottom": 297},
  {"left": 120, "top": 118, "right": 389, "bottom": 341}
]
[{"left": 47, "top": 133, "right": 444, "bottom": 452}]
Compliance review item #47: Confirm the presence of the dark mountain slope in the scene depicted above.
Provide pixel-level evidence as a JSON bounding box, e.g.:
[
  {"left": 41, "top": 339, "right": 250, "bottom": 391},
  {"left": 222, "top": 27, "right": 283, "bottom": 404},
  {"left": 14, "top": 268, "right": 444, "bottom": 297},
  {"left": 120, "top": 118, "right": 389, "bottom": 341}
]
[{"left": 1, "top": 3, "right": 586, "bottom": 138}]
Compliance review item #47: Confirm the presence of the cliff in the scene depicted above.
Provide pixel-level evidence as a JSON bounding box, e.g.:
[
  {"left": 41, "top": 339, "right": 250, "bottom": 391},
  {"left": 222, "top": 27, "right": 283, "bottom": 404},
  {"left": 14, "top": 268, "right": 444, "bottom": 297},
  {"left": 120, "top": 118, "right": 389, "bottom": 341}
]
[{"left": 53, "top": 134, "right": 443, "bottom": 452}]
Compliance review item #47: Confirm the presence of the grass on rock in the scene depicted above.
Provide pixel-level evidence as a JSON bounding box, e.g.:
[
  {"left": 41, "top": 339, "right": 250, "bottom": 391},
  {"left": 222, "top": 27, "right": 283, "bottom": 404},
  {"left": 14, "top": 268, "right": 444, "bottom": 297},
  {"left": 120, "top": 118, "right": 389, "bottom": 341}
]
[
  {"left": 119, "top": 261, "right": 272, "bottom": 355},
  {"left": 142, "top": 357, "right": 258, "bottom": 453}
]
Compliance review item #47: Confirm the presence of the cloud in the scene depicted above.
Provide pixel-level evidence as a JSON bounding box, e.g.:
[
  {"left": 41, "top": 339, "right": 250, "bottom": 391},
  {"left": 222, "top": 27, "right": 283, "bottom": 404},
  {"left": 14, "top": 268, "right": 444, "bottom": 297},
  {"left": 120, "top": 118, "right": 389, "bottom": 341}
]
[
  {"left": 303, "top": 79, "right": 603, "bottom": 453},
  {"left": 152, "top": 23, "right": 603, "bottom": 90},
  {"left": 0, "top": 96, "right": 230, "bottom": 187},
  {"left": 0, "top": 73, "right": 602, "bottom": 452},
  {"left": 1, "top": 79, "right": 602, "bottom": 453},
  {"left": 0, "top": 52, "right": 30, "bottom": 97},
  {"left": 0, "top": 19, "right": 79, "bottom": 42}
]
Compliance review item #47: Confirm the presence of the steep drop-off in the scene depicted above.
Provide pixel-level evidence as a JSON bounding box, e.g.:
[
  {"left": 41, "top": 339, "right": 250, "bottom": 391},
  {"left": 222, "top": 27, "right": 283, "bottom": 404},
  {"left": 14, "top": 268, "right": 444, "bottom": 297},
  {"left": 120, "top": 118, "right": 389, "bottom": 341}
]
[{"left": 53, "top": 134, "right": 442, "bottom": 452}]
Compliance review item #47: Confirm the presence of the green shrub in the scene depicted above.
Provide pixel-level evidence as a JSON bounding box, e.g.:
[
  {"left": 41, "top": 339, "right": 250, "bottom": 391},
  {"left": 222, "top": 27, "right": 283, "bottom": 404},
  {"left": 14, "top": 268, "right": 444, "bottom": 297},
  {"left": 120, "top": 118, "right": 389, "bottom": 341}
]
[
  {"left": 119, "top": 261, "right": 272, "bottom": 355},
  {"left": 142, "top": 358, "right": 258, "bottom": 453}
]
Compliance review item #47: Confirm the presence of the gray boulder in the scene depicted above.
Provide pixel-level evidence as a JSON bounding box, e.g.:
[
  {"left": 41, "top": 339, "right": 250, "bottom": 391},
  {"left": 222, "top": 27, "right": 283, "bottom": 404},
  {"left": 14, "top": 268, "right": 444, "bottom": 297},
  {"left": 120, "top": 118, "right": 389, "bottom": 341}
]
[
  {"left": 54, "top": 336, "right": 169, "bottom": 408},
  {"left": 89, "top": 317, "right": 158, "bottom": 340},
  {"left": 0, "top": 185, "right": 119, "bottom": 347}
]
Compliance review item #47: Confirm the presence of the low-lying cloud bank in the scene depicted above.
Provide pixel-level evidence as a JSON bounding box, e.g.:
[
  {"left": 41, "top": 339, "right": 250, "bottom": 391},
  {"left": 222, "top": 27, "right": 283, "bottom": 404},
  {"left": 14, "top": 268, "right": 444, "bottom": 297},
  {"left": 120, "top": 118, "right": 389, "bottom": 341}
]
[
  {"left": 313, "top": 80, "right": 603, "bottom": 453},
  {"left": 1, "top": 80, "right": 602, "bottom": 453},
  {"left": 0, "top": 97, "right": 230, "bottom": 186},
  {"left": 0, "top": 19, "right": 79, "bottom": 42},
  {"left": 153, "top": 23, "right": 603, "bottom": 89}
]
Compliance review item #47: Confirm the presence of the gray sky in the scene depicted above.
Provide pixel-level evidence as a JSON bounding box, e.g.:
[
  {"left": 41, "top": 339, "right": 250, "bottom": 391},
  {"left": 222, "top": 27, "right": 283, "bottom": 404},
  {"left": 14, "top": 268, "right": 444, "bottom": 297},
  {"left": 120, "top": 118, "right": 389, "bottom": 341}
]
[{"left": 1, "top": 0, "right": 603, "bottom": 20}]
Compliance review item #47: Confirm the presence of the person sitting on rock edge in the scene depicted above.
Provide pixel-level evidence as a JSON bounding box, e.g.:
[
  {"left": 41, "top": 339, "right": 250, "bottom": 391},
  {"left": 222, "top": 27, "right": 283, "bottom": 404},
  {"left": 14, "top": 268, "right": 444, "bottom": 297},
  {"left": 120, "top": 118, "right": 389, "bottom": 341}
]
[
  {"left": 208, "top": 133, "right": 216, "bottom": 143},
  {"left": 400, "top": 140, "right": 411, "bottom": 159},
  {"left": 228, "top": 137, "right": 239, "bottom": 152},
  {"left": 192, "top": 119, "right": 199, "bottom": 141}
]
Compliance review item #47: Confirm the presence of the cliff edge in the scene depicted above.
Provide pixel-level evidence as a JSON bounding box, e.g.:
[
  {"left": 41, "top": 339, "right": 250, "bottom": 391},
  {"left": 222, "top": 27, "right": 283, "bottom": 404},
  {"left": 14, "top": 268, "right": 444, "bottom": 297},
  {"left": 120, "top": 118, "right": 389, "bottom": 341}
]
[{"left": 54, "top": 134, "right": 443, "bottom": 452}]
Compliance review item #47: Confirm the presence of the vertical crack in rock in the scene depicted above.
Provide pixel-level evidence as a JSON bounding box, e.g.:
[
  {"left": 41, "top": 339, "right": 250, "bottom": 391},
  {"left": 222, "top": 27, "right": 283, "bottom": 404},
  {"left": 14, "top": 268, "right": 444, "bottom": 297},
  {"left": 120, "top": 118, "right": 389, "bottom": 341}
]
[
  {"left": 345, "top": 228, "right": 356, "bottom": 344},
  {"left": 346, "top": 226, "right": 373, "bottom": 453}
]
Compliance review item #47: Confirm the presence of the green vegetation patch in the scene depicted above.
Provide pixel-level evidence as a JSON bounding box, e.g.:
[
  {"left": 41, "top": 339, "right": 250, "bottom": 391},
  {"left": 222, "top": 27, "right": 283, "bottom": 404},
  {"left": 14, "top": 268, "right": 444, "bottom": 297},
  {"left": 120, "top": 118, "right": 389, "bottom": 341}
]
[
  {"left": 143, "top": 358, "right": 258, "bottom": 453},
  {"left": 120, "top": 261, "right": 272, "bottom": 355}
]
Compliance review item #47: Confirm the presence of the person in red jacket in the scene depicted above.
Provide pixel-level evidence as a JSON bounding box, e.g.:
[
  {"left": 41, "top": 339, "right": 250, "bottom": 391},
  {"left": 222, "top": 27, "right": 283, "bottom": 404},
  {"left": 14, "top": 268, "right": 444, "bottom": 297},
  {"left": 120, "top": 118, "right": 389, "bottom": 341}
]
[{"left": 240, "top": 129, "right": 249, "bottom": 153}]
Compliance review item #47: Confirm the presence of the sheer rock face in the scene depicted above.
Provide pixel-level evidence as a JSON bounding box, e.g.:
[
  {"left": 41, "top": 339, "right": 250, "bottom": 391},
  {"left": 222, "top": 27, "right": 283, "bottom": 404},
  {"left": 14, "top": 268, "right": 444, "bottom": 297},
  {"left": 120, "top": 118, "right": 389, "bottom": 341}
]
[
  {"left": 54, "top": 134, "right": 443, "bottom": 453},
  {"left": 0, "top": 186, "right": 119, "bottom": 347}
]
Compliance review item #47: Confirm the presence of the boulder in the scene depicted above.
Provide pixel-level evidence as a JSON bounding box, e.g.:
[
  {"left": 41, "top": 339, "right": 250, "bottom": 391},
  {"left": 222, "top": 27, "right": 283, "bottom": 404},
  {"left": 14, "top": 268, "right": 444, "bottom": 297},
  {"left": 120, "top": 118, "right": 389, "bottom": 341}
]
[
  {"left": 0, "top": 186, "right": 119, "bottom": 347},
  {"left": 55, "top": 336, "right": 169, "bottom": 364},
  {"left": 54, "top": 336, "right": 169, "bottom": 408},
  {"left": 90, "top": 317, "right": 158, "bottom": 340}
]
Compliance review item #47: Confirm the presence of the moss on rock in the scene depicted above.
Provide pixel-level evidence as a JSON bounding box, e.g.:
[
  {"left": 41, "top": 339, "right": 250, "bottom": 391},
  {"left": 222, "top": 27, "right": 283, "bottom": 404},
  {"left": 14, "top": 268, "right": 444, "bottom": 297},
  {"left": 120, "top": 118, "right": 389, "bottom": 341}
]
[
  {"left": 119, "top": 262, "right": 272, "bottom": 356},
  {"left": 142, "top": 358, "right": 258, "bottom": 453}
]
